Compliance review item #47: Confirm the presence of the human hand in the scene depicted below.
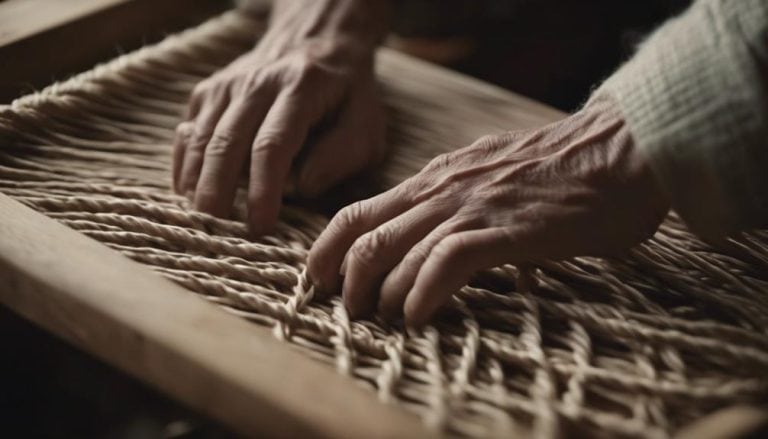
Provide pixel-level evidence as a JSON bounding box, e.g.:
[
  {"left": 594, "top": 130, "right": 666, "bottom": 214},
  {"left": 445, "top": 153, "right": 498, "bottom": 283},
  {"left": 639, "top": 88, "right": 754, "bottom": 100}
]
[
  {"left": 173, "top": 0, "right": 390, "bottom": 234},
  {"left": 308, "top": 95, "right": 670, "bottom": 326}
]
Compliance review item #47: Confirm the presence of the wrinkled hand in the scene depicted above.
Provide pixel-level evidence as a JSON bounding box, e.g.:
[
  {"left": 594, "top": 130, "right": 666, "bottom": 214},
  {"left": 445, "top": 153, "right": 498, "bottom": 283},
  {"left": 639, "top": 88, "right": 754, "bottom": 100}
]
[
  {"left": 173, "top": 0, "right": 389, "bottom": 234},
  {"left": 308, "top": 95, "right": 670, "bottom": 326}
]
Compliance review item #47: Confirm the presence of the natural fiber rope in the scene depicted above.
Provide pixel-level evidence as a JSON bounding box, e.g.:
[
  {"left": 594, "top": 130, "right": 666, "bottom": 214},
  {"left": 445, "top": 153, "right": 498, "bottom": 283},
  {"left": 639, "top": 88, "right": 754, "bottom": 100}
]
[{"left": 1, "top": 11, "right": 768, "bottom": 438}]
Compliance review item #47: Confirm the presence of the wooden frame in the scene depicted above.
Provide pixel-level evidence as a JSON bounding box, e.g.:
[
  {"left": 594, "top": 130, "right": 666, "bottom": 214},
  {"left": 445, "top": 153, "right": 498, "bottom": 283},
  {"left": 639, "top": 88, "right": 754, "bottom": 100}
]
[
  {"left": 0, "top": 193, "right": 431, "bottom": 438},
  {"left": 0, "top": 0, "right": 227, "bottom": 103}
]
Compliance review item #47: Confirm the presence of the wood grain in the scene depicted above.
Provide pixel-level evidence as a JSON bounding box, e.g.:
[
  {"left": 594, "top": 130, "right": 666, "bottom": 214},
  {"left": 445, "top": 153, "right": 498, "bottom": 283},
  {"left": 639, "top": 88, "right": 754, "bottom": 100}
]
[
  {"left": 0, "top": 0, "right": 130, "bottom": 47},
  {"left": 0, "top": 193, "right": 430, "bottom": 438},
  {"left": 0, "top": 0, "right": 227, "bottom": 103}
]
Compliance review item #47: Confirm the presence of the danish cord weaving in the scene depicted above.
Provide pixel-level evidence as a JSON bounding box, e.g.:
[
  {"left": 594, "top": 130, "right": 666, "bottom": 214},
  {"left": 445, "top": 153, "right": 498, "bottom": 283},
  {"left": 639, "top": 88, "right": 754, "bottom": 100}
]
[{"left": 1, "top": 11, "right": 768, "bottom": 438}]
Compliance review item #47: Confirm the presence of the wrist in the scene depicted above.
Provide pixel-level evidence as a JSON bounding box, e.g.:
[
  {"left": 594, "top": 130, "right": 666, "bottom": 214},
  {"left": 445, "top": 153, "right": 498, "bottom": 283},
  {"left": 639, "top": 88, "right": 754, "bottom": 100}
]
[
  {"left": 587, "top": 94, "right": 672, "bottom": 213},
  {"left": 270, "top": 0, "right": 392, "bottom": 50}
]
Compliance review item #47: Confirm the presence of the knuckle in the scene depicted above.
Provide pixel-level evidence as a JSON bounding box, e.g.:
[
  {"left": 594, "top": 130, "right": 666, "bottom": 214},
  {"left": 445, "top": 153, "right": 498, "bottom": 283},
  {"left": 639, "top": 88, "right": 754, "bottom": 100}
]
[
  {"left": 453, "top": 213, "right": 483, "bottom": 236},
  {"left": 191, "top": 81, "right": 211, "bottom": 100},
  {"left": 475, "top": 134, "right": 500, "bottom": 147},
  {"left": 401, "top": 247, "right": 428, "bottom": 271},
  {"left": 190, "top": 127, "right": 214, "bottom": 151},
  {"left": 349, "top": 234, "right": 381, "bottom": 269},
  {"left": 242, "top": 69, "right": 269, "bottom": 94},
  {"left": 174, "top": 121, "right": 193, "bottom": 139},
  {"left": 362, "top": 227, "right": 394, "bottom": 255},
  {"left": 175, "top": 120, "right": 192, "bottom": 133},
  {"left": 251, "top": 135, "right": 283, "bottom": 156},
  {"left": 204, "top": 131, "right": 237, "bottom": 157},
  {"left": 467, "top": 134, "right": 505, "bottom": 156},
  {"left": 424, "top": 152, "right": 454, "bottom": 172},
  {"left": 336, "top": 201, "right": 368, "bottom": 228},
  {"left": 390, "top": 181, "right": 418, "bottom": 204},
  {"left": 431, "top": 235, "right": 466, "bottom": 263},
  {"left": 292, "top": 54, "right": 327, "bottom": 88}
]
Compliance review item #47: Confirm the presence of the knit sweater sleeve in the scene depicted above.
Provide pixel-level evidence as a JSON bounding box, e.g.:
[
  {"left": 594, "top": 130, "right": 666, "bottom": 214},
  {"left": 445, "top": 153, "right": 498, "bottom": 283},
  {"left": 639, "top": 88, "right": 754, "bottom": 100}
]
[{"left": 594, "top": 0, "right": 768, "bottom": 240}]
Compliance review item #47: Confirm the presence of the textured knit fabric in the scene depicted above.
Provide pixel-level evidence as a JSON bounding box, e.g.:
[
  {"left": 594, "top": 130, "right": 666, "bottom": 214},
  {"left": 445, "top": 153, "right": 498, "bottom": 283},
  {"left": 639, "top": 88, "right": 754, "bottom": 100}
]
[{"left": 596, "top": 0, "right": 768, "bottom": 239}]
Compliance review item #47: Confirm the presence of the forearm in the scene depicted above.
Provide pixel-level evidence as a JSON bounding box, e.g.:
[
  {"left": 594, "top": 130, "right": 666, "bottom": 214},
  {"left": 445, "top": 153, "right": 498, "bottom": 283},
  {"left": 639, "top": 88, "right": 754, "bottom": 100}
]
[
  {"left": 594, "top": 0, "right": 768, "bottom": 239},
  {"left": 269, "top": 0, "right": 393, "bottom": 50}
]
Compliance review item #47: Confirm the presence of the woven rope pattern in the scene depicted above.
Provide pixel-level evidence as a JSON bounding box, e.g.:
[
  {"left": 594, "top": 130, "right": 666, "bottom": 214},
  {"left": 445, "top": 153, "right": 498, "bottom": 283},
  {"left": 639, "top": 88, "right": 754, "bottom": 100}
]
[{"left": 2, "top": 12, "right": 768, "bottom": 438}]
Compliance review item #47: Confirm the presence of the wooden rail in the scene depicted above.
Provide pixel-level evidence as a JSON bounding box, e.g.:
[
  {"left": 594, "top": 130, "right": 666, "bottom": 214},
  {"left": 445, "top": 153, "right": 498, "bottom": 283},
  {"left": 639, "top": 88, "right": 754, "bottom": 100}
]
[
  {"left": 0, "top": 193, "right": 430, "bottom": 438},
  {"left": 0, "top": 0, "right": 227, "bottom": 103}
]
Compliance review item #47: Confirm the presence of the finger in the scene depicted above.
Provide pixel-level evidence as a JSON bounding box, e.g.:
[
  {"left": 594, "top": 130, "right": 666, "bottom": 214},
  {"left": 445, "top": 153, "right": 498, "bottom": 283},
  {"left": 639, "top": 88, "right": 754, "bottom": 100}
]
[
  {"left": 178, "top": 92, "right": 230, "bottom": 197},
  {"left": 378, "top": 218, "right": 474, "bottom": 320},
  {"left": 404, "top": 227, "right": 538, "bottom": 327},
  {"left": 296, "top": 88, "right": 385, "bottom": 197},
  {"left": 341, "top": 202, "right": 450, "bottom": 318},
  {"left": 307, "top": 183, "right": 416, "bottom": 294},
  {"left": 186, "top": 81, "right": 209, "bottom": 121},
  {"left": 247, "top": 92, "right": 312, "bottom": 235},
  {"left": 172, "top": 121, "right": 193, "bottom": 194},
  {"left": 194, "top": 93, "right": 275, "bottom": 217}
]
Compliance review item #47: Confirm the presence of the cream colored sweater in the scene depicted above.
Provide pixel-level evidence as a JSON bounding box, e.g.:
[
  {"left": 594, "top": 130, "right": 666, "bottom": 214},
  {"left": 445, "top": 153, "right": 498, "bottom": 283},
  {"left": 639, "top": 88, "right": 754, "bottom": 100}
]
[{"left": 597, "top": 0, "right": 768, "bottom": 240}]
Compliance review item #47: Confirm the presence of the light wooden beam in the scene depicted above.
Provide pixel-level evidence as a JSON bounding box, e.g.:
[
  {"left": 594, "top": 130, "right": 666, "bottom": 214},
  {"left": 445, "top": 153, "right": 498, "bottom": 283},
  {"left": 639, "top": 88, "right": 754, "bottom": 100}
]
[
  {"left": 0, "top": 0, "right": 227, "bottom": 103},
  {"left": 0, "top": 193, "right": 430, "bottom": 438}
]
